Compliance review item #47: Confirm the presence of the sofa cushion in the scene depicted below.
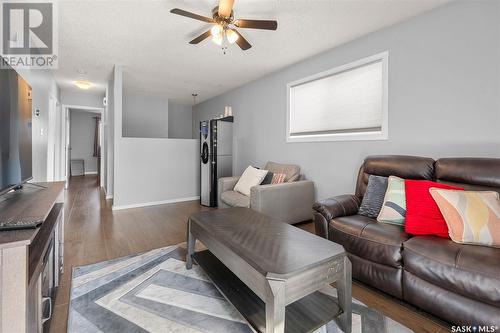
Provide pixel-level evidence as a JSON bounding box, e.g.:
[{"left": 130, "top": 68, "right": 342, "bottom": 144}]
[
  {"left": 404, "top": 180, "right": 463, "bottom": 238},
  {"left": 349, "top": 252, "right": 403, "bottom": 299},
  {"left": 377, "top": 176, "right": 406, "bottom": 226},
  {"left": 355, "top": 155, "right": 435, "bottom": 198},
  {"left": 264, "top": 161, "right": 300, "bottom": 182},
  {"left": 220, "top": 191, "right": 250, "bottom": 208},
  {"left": 429, "top": 189, "right": 500, "bottom": 248},
  {"left": 403, "top": 271, "right": 500, "bottom": 326},
  {"left": 403, "top": 236, "right": 500, "bottom": 307},
  {"left": 329, "top": 215, "right": 410, "bottom": 267},
  {"left": 358, "top": 175, "right": 387, "bottom": 218},
  {"left": 435, "top": 158, "right": 500, "bottom": 194}
]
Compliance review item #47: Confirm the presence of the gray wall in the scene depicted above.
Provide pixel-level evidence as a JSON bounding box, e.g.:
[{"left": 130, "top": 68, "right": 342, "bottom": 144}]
[
  {"left": 122, "top": 91, "right": 168, "bottom": 138},
  {"left": 193, "top": 1, "right": 500, "bottom": 200},
  {"left": 17, "top": 68, "right": 60, "bottom": 182},
  {"left": 113, "top": 67, "right": 199, "bottom": 209},
  {"left": 70, "top": 110, "right": 98, "bottom": 174},
  {"left": 168, "top": 101, "right": 193, "bottom": 139}
]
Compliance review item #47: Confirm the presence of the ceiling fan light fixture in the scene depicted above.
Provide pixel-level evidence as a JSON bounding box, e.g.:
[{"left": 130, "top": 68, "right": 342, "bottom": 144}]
[
  {"left": 226, "top": 29, "right": 239, "bottom": 44},
  {"left": 170, "top": 1, "right": 277, "bottom": 51},
  {"left": 212, "top": 34, "right": 223, "bottom": 45},
  {"left": 211, "top": 24, "right": 224, "bottom": 45},
  {"left": 74, "top": 80, "right": 92, "bottom": 90},
  {"left": 210, "top": 24, "right": 223, "bottom": 38}
]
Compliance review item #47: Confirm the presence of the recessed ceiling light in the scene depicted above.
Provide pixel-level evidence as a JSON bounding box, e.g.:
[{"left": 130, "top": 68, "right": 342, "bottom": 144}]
[{"left": 74, "top": 80, "right": 92, "bottom": 90}]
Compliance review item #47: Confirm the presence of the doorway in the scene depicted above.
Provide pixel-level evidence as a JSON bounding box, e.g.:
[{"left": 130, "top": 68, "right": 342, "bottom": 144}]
[{"left": 61, "top": 105, "right": 104, "bottom": 189}]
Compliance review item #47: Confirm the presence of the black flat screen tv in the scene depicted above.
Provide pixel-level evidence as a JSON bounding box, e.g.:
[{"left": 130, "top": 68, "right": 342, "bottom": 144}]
[{"left": 0, "top": 62, "right": 33, "bottom": 195}]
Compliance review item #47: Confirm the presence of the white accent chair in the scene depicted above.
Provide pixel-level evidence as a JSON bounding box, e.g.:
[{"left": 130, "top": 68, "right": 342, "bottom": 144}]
[{"left": 218, "top": 162, "right": 315, "bottom": 224}]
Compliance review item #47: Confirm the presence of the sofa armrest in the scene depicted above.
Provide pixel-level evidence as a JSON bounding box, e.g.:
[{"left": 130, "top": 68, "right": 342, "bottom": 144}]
[
  {"left": 218, "top": 176, "right": 241, "bottom": 208},
  {"left": 312, "top": 194, "right": 360, "bottom": 239},
  {"left": 250, "top": 180, "right": 314, "bottom": 224}
]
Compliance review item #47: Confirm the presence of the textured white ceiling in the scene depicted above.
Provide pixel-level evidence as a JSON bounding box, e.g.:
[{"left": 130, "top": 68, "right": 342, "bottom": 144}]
[{"left": 55, "top": 0, "right": 450, "bottom": 104}]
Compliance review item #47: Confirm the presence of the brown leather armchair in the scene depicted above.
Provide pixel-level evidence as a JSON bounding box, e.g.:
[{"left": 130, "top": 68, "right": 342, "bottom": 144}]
[{"left": 313, "top": 155, "right": 500, "bottom": 327}]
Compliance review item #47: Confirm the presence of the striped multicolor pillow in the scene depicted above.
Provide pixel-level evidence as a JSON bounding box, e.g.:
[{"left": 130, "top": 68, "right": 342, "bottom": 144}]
[
  {"left": 271, "top": 173, "right": 286, "bottom": 184},
  {"left": 377, "top": 176, "right": 406, "bottom": 225},
  {"left": 429, "top": 189, "right": 500, "bottom": 247}
]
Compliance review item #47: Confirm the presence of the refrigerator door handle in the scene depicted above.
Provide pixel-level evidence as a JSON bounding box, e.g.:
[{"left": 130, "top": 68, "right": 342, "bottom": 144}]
[{"left": 201, "top": 143, "right": 209, "bottom": 164}]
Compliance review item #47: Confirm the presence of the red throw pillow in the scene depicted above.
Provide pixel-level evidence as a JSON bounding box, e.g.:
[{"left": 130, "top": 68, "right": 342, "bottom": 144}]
[{"left": 404, "top": 180, "right": 463, "bottom": 238}]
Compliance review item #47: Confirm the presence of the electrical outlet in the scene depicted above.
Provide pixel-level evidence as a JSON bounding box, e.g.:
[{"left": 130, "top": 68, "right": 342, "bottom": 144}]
[{"left": 40, "top": 128, "right": 44, "bottom": 136}]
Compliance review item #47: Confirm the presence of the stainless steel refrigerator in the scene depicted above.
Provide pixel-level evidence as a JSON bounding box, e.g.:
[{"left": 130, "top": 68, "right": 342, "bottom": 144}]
[{"left": 200, "top": 116, "right": 233, "bottom": 207}]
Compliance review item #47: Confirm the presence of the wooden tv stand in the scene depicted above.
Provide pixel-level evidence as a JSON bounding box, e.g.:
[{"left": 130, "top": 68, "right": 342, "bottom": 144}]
[{"left": 0, "top": 182, "right": 65, "bottom": 333}]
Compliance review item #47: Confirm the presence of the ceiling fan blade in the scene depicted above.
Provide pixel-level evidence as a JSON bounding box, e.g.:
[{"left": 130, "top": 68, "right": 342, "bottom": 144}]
[
  {"left": 218, "top": 0, "right": 234, "bottom": 18},
  {"left": 234, "top": 19, "right": 277, "bottom": 30},
  {"left": 189, "top": 30, "right": 212, "bottom": 44},
  {"left": 234, "top": 30, "right": 251, "bottom": 50},
  {"left": 170, "top": 8, "right": 214, "bottom": 23}
]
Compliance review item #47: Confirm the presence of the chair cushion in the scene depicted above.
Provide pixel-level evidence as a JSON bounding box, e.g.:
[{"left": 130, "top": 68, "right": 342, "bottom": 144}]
[
  {"left": 220, "top": 191, "right": 250, "bottom": 208},
  {"left": 329, "top": 215, "right": 410, "bottom": 267},
  {"left": 403, "top": 236, "right": 500, "bottom": 307},
  {"left": 234, "top": 166, "right": 268, "bottom": 196},
  {"left": 271, "top": 173, "right": 286, "bottom": 184},
  {"left": 260, "top": 171, "right": 274, "bottom": 185},
  {"left": 264, "top": 161, "right": 300, "bottom": 182}
]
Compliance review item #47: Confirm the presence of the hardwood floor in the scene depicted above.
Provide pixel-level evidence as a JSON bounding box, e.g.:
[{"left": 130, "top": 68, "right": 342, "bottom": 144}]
[{"left": 50, "top": 175, "right": 447, "bottom": 333}]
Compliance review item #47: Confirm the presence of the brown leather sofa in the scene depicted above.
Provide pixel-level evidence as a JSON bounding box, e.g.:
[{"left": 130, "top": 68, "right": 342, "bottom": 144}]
[{"left": 313, "top": 155, "right": 500, "bottom": 326}]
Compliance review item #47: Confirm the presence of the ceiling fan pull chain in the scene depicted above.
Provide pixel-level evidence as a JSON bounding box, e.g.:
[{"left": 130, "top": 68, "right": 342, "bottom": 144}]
[{"left": 221, "top": 34, "right": 229, "bottom": 55}]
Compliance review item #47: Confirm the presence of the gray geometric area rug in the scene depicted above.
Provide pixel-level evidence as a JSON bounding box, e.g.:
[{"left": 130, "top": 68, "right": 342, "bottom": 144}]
[{"left": 68, "top": 245, "right": 413, "bottom": 333}]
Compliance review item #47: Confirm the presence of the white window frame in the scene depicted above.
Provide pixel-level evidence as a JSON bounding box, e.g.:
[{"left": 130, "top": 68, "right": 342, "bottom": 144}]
[{"left": 286, "top": 51, "right": 389, "bottom": 143}]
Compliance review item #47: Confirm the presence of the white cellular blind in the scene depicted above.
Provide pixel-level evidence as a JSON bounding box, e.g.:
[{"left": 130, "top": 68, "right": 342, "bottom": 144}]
[{"left": 289, "top": 60, "right": 383, "bottom": 136}]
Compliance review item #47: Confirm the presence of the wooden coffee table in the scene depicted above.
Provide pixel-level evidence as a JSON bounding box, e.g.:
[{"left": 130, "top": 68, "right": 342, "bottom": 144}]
[{"left": 186, "top": 207, "right": 352, "bottom": 333}]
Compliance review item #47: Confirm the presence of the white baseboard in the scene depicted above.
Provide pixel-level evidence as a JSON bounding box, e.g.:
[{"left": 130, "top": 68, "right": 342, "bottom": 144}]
[
  {"left": 84, "top": 171, "right": 98, "bottom": 175},
  {"left": 112, "top": 196, "right": 200, "bottom": 211}
]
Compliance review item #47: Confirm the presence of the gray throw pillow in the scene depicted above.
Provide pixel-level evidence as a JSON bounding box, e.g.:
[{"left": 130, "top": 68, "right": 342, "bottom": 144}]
[
  {"left": 358, "top": 175, "right": 388, "bottom": 219},
  {"left": 260, "top": 171, "right": 274, "bottom": 185}
]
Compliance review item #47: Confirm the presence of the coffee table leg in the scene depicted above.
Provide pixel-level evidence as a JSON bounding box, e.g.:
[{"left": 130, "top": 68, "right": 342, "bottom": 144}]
[
  {"left": 337, "top": 256, "right": 352, "bottom": 333},
  {"left": 186, "top": 219, "right": 195, "bottom": 269},
  {"left": 265, "top": 279, "right": 286, "bottom": 333}
]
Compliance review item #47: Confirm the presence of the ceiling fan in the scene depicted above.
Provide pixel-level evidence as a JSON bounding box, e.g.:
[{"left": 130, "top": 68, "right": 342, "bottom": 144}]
[{"left": 170, "top": 0, "right": 278, "bottom": 51}]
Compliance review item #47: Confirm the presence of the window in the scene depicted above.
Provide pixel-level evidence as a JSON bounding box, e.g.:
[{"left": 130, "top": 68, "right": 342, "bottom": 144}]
[{"left": 286, "top": 52, "right": 388, "bottom": 142}]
